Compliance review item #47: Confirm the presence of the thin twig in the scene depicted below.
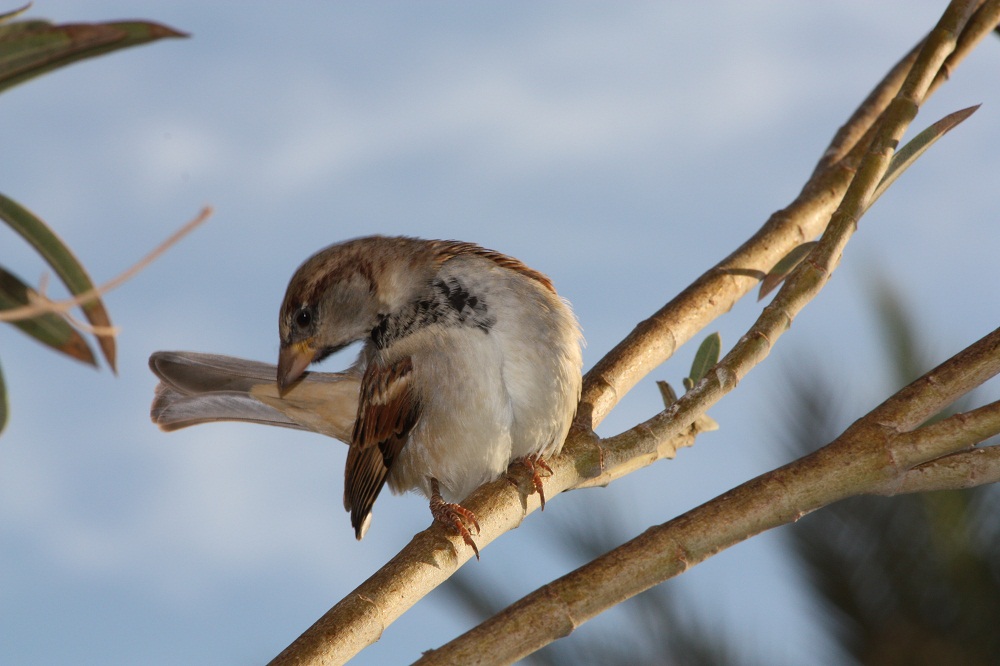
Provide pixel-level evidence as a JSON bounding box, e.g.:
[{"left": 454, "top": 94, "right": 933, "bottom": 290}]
[
  {"left": 812, "top": 40, "right": 920, "bottom": 175},
  {"left": 0, "top": 206, "right": 212, "bottom": 325},
  {"left": 576, "top": 0, "right": 998, "bottom": 434},
  {"left": 880, "top": 446, "right": 1000, "bottom": 494},
  {"left": 890, "top": 399, "right": 1000, "bottom": 469},
  {"left": 588, "top": 0, "right": 978, "bottom": 481}
]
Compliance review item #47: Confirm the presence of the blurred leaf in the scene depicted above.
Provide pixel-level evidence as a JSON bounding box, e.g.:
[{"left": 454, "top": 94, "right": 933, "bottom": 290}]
[
  {"left": 0, "top": 15, "right": 186, "bottom": 94},
  {"left": 656, "top": 380, "right": 677, "bottom": 407},
  {"left": 869, "top": 105, "right": 980, "bottom": 209},
  {"left": 0, "top": 192, "right": 115, "bottom": 371},
  {"left": 0, "top": 356, "right": 7, "bottom": 435},
  {"left": 0, "top": 265, "right": 97, "bottom": 365},
  {"left": 688, "top": 332, "right": 721, "bottom": 384},
  {"left": 871, "top": 275, "right": 925, "bottom": 387},
  {"left": 779, "top": 280, "right": 1000, "bottom": 665},
  {"left": 758, "top": 241, "right": 818, "bottom": 301},
  {"left": 0, "top": 4, "right": 31, "bottom": 24}
]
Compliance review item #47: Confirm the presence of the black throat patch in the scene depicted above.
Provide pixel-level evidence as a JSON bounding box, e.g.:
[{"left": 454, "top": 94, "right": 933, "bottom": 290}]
[{"left": 371, "top": 277, "right": 496, "bottom": 349}]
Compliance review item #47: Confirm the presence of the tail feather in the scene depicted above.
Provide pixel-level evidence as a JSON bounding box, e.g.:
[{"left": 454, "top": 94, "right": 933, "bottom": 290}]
[
  {"left": 149, "top": 351, "right": 359, "bottom": 443},
  {"left": 151, "top": 351, "right": 289, "bottom": 393},
  {"left": 151, "top": 383, "right": 305, "bottom": 432}
]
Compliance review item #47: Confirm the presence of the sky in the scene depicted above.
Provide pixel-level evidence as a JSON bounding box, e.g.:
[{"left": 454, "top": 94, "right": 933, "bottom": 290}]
[{"left": 1, "top": 2, "right": 998, "bottom": 665}]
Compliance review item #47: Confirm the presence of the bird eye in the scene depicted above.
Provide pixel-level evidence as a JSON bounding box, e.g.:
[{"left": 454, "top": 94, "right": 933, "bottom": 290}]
[{"left": 295, "top": 308, "right": 312, "bottom": 329}]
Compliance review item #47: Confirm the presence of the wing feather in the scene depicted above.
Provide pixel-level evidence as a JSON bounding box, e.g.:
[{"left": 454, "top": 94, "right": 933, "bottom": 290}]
[{"left": 344, "top": 355, "right": 420, "bottom": 539}]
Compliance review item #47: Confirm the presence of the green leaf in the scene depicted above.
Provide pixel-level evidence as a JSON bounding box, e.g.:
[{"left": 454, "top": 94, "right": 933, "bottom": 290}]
[
  {"left": 688, "top": 332, "right": 721, "bottom": 385},
  {"left": 0, "top": 356, "right": 7, "bottom": 436},
  {"left": 0, "top": 4, "right": 31, "bottom": 24},
  {"left": 0, "top": 16, "right": 186, "bottom": 94},
  {"left": 0, "top": 265, "right": 97, "bottom": 365},
  {"left": 758, "top": 241, "right": 819, "bottom": 301},
  {"left": 869, "top": 105, "right": 980, "bottom": 210},
  {"left": 656, "top": 380, "right": 678, "bottom": 408},
  {"left": 0, "top": 192, "right": 116, "bottom": 371}
]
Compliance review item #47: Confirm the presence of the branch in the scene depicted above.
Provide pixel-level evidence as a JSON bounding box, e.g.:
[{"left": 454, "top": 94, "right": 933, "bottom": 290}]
[
  {"left": 0, "top": 206, "right": 212, "bottom": 329},
  {"left": 418, "top": 325, "right": 1000, "bottom": 665},
  {"left": 266, "top": 415, "right": 716, "bottom": 666},
  {"left": 882, "top": 445, "right": 1000, "bottom": 494},
  {"left": 871, "top": 398, "right": 1000, "bottom": 491},
  {"left": 577, "top": 0, "right": 996, "bottom": 431},
  {"left": 268, "top": 3, "right": 1000, "bottom": 664},
  {"left": 576, "top": 0, "right": 984, "bottom": 504}
]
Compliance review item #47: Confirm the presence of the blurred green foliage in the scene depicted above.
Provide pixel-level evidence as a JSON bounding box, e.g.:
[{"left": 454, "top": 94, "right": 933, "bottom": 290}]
[{"left": 0, "top": 4, "right": 184, "bottom": 434}]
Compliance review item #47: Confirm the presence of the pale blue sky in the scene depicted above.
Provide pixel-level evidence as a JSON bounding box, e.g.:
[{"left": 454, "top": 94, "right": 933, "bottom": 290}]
[{"left": 1, "top": 2, "right": 997, "bottom": 664}]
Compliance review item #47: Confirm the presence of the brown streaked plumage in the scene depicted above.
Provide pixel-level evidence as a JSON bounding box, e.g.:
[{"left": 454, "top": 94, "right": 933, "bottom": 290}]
[
  {"left": 151, "top": 235, "right": 583, "bottom": 559},
  {"left": 345, "top": 355, "right": 420, "bottom": 539},
  {"left": 429, "top": 240, "right": 556, "bottom": 294}
]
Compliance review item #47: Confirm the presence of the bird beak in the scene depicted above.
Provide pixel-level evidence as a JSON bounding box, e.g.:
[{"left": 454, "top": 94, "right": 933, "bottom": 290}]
[{"left": 277, "top": 340, "right": 316, "bottom": 394}]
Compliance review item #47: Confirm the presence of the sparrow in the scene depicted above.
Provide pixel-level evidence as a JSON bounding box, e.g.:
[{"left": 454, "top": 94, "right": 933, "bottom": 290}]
[{"left": 150, "top": 235, "right": 583, "bottom": 558}]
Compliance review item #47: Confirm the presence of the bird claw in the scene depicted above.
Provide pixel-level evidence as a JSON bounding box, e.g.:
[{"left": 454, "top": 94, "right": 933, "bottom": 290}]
[
  {"left": 429, "top": 487, "right": 481, "bottom": 560},
  {"left": 510, "top": 453, "right": 553, "bottom": 510}
]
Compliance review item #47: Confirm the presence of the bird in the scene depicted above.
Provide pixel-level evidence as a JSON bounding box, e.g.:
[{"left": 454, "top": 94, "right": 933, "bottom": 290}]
[{"left": 150, "top": 235, "right": 583, "bottom": 558}]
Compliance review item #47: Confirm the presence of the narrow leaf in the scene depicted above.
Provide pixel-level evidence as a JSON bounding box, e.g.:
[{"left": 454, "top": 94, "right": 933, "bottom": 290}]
[
  {"left": 0, "top": 356, "right": 7, "bottom": 436},
  {"left": 656, "top": 380, "right": 677, "bottom": 408},
  {"left": 0, "top": 193, "right": 115, "bottom": 370},
  {"left": 869, "top": 105, "right": 980, "bottom": 209},
  {"left": 689, "top": 332, "right": 721, "bottom": 385},
  {"left": 0, "top": 18, "right": 186, "bottom": 94},
  {"left": 0, "top": 266, "right": 97, "bottom": 365},
  {"left": 0, "top": 4, "right": 31, "bottom": 24},
  {"left": 758, "top": 241, "right": 818, "bottom": 301}
]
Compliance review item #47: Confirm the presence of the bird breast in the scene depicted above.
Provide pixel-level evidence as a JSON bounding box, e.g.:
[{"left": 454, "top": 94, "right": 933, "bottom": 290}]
[{"left": 377, "top": 254, "right": 582, "bottom": 502}]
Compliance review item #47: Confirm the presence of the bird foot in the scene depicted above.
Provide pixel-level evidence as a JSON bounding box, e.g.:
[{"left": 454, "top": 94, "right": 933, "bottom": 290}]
[
  {"left": 509, "top": 453, "right": 553, "bottom": 510},
  {"left": 430, "top": 480, "right": 481, "bottom": 560}
]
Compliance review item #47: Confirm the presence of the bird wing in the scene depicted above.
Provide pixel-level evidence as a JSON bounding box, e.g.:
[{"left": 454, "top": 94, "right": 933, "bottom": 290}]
[{"left": 345, "top": 355, "right": 420, "bottom": 539}]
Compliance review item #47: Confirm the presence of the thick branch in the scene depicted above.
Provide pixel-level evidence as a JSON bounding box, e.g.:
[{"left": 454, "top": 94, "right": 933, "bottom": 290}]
[
  {"left": 418, "top": 325, "right": 1000, "bottom": 665},
  {"left": 266, "top": 419, "right": 713, "bottom": 666}
]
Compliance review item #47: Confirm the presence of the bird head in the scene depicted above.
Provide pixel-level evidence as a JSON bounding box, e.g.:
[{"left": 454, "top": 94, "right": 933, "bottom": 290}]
[{"left": 277, "top": 241, "right": 385, "bottom": 393}]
